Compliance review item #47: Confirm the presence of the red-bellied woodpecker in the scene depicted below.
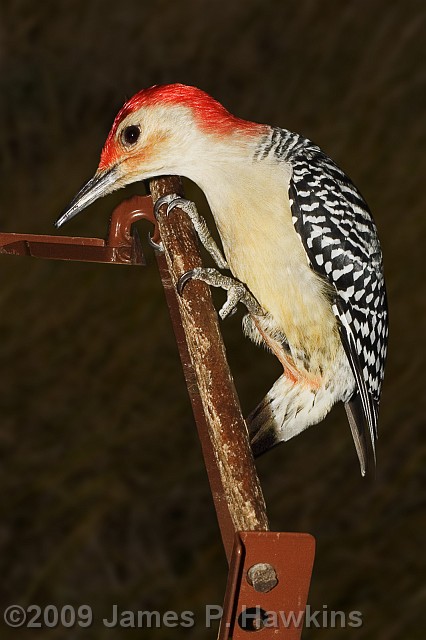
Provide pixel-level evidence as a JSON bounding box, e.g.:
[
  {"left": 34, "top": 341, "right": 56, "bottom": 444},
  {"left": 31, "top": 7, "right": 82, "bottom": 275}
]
[{"left": 56, "top": 83, "right": 388, "bottom": 477}]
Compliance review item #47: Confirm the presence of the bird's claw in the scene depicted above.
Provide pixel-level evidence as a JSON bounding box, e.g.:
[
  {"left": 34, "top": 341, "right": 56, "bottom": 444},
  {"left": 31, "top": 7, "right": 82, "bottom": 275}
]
[
  {"left": 177, "top": 269, "right": 196, "bottom": 296},
  {"left": 153, "top": 193, "right": 180, "bottom": 220},
  {"left": 147, "top": 231, "right": 163, "bottom": 252},
  {"left": 177, "top": 267, "right": 264, "bottom": 319},
  {"left": 165, "top": 197, "right": 189, "bottom": 217},
  {"left": 154, "top": 194, "right": 228, "bottom": 270}
]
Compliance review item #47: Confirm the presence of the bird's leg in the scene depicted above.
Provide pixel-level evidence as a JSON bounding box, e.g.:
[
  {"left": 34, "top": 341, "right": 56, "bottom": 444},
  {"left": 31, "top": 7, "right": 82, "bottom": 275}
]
[
  {"left": 153, "top": 194, "right": 228, "bottom": 269},
  {"left": 178, "top": 267, "right": 264, "bottom": 320}
]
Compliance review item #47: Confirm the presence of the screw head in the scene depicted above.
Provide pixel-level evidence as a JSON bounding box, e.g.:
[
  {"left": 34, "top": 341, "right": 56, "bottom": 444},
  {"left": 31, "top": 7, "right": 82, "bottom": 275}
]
[{"left": 246, "top": 563, "right": 278, "bottom": 593}]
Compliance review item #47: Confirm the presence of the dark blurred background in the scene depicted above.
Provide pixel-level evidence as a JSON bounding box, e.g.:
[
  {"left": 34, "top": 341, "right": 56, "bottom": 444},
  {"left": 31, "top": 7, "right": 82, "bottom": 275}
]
[{"left": 0, "top": 1, "right": 424, "bottom": 638}]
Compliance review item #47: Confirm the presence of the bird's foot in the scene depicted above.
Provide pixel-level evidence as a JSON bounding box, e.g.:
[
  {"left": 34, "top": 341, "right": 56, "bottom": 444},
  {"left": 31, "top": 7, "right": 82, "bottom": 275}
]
[
  {"left": 153, "top": 194, "right": 228, "bottom": 269},
  {"left": 178, "top": 267, "right": 263, "bottom": 319}
]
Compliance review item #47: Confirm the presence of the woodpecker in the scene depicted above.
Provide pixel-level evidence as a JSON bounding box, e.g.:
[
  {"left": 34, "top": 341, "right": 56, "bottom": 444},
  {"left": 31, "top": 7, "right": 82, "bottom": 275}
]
[{"left": 56, "top": 83, "right": 388, "bottom": 477}]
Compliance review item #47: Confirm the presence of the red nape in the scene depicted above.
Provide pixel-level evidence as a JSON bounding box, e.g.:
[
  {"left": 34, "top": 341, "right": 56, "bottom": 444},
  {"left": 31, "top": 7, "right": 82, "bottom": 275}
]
[{"left": 99, "top": 84, "right": 263, "bottom": 169}]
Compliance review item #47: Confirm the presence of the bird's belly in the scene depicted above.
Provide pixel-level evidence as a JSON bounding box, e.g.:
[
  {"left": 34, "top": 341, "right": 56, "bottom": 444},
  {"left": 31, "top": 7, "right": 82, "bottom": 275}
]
[
  {"left": 221, "top": 222, "right": 340, "bottom": 374},
  {"left": 205, "top": 171, "right": 340, "bottom": 376}
]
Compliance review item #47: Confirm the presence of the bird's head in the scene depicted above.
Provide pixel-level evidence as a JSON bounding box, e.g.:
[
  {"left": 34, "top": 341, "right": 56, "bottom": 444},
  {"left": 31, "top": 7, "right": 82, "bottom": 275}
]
[{"left": 55, "top": 83, "right": 262, "bottom": 227}]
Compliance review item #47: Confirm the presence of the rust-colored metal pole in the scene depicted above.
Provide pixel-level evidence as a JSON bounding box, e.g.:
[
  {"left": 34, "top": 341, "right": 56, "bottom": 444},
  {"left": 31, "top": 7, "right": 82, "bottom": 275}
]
[{"left": 149, "top": 176, "right": 269, "bottom": 560}]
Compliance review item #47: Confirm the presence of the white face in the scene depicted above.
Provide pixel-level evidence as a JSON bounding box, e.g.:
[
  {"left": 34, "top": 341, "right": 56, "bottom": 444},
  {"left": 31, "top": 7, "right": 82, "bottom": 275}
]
[
  {"left": 110, "top": 104, "right": 202, "bottom": 184},
  {"left": 56, "top": 104, "right": 201, "bottom": 227}
]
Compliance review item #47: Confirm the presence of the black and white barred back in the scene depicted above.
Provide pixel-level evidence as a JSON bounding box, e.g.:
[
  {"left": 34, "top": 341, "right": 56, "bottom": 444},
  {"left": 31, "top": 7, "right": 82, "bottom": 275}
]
[{"left": 255, "top": 127, "right": 388, "bottom": 451}]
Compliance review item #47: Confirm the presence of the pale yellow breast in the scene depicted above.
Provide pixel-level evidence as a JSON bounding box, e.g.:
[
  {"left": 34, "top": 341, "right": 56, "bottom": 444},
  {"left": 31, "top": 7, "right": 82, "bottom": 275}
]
[{"left": 203, "top": 162, "right": 340, "bottom": 370}]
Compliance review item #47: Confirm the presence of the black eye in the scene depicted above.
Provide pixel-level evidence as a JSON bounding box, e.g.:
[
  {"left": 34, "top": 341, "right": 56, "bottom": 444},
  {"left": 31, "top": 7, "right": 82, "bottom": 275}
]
[{"left": 122, "top": 124, "right": 140, "bottom": 146}]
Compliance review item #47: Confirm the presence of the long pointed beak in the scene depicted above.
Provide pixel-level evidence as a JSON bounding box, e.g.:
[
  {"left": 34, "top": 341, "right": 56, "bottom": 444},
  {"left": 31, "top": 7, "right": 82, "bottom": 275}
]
[{"left": 55, "top": 165, "right": 119, "bottom": 228}]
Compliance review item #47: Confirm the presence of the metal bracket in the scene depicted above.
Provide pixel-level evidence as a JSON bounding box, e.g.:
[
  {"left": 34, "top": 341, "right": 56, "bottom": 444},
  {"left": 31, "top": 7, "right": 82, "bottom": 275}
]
[
  {"left": 219, "top": 532, "right": 315, "bottom": 638},
  {"left": 0, "top": 195, "right": 156, "bottom": 266}
]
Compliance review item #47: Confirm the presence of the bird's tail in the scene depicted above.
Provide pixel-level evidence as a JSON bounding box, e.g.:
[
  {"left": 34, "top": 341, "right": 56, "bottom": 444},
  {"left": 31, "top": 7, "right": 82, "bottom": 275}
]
[{"left": 247, "top": 374, "right": 335, "bottom": 457}]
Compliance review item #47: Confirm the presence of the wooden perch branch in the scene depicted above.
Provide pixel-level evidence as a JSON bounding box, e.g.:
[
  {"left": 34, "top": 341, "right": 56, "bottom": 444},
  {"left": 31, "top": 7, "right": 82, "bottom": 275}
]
[{"left": 149, "top": 175, "right": 269, "bottom": 560}]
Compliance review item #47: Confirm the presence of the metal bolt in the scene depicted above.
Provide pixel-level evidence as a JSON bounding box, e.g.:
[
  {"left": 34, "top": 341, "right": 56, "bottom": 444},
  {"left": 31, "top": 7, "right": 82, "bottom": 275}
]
[{"left": 246, "top": 563, "right": 278, "bottom": 593}]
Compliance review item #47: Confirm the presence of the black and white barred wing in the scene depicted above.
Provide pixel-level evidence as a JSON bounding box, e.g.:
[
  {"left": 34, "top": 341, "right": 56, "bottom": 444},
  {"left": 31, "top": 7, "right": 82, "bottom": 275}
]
[{"left": 288, "top": 144, "right": 388, "bottom": 470}]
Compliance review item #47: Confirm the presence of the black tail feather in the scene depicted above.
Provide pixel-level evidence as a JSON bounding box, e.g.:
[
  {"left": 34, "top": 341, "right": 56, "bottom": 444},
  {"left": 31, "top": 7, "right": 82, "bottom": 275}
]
[{"left": 344, "top": 394, "right": 376, "bottom": 478}]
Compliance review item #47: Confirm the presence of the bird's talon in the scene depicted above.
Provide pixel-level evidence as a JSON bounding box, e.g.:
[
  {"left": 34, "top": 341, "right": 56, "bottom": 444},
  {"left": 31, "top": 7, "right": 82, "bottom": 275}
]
[
  {"left": 166, "top": 197, "right": 187, "bottom": 217},
  {"left": 147, "top": 231, "right": 163, "bottom": 252},
  {"left": 153, "top": 194, "right": 179, "bottom": 220},
  {"left": 177, "top": 269, "right": 196, "bottom": 296},
  {"left": 161, "top": 196, "right": 228, "bottom": 271}
]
